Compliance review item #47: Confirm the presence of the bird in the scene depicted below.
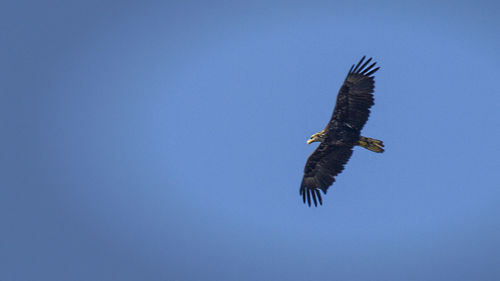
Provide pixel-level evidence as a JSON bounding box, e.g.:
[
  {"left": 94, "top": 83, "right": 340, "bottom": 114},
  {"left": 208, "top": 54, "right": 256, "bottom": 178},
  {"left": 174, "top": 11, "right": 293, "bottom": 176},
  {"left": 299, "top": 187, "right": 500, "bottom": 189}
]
[{"left": 300, "top": 56, "right": 384, "bottom": 207}]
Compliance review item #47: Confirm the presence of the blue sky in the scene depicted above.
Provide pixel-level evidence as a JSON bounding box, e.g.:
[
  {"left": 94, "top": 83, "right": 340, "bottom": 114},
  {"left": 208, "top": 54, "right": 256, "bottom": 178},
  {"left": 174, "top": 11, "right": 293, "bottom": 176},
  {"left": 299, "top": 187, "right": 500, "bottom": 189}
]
[{"left": 2, "top": 0, "right": 500, "bottom": 280}]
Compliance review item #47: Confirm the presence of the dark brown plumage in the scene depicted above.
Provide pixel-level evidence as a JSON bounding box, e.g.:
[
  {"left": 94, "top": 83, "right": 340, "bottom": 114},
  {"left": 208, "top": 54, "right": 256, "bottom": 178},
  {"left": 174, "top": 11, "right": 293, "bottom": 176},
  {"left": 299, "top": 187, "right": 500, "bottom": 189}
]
[{"left": 300, "top": 56, "right": 383, "bottom": 207}]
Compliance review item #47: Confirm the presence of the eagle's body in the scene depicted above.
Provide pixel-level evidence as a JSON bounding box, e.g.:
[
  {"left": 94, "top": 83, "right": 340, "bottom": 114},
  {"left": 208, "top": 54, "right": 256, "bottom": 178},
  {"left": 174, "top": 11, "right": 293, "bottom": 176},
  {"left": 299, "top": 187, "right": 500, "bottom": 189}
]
[{"left": 300, "top": 56, "right": 384, "bottom": 207}]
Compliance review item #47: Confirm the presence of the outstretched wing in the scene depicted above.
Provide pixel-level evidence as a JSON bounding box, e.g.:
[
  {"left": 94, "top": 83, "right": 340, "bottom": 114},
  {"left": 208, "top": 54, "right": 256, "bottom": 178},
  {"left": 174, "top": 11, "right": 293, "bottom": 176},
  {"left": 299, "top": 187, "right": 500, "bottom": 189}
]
[
  {"left": 329, "top": 56, "right": 379, "bottom": 133},
  {"left": 300, "top": 141, "right": 354, "bottom": 206}
]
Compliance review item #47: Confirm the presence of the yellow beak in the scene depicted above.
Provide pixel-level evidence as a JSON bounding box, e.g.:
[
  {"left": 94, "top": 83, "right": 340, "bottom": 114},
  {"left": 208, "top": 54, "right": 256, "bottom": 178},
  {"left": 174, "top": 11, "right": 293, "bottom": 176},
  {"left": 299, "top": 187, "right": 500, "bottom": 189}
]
[{"left": 307, "top": 139, "right": 314, "bottom": 144}]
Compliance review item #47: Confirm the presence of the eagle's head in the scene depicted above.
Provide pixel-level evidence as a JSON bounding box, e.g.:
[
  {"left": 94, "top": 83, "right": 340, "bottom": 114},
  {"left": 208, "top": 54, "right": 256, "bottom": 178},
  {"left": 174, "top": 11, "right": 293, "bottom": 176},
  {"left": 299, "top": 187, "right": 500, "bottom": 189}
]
[{"left": 307, "top": 130, "right": 326, "bottom": 144}]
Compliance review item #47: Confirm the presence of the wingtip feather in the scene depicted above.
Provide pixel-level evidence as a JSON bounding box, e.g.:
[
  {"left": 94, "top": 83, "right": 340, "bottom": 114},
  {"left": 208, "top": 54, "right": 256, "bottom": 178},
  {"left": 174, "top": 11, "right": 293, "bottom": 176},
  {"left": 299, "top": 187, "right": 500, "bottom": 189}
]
[
  {"left": 358, "top": 57, "right": 372, "bottom": 73},
  {"left": 352, "top": 56, "right": 366, "bottom": 73},
  {"left": 315, "top": 189, "right": 323, "bottom": 205},
  {"left": 361, "top": 61, "right": 377, "bottom": 75},
  {"left": 365, "top": 66, "right": 380, "bottom": 77},
  {"left": 306, "top": 189, "right": 311, "bottom": 207},
  {"left": 311, "top": 189, "right": 318, "bottom": 207}
]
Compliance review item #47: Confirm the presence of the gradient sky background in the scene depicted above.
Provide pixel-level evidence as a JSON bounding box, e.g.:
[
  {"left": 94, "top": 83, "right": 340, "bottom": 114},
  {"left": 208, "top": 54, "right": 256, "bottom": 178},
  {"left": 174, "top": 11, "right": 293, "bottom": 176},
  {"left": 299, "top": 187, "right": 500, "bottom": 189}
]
[{"left": 2, "top": 0, "right": 500, "bottom": 280}]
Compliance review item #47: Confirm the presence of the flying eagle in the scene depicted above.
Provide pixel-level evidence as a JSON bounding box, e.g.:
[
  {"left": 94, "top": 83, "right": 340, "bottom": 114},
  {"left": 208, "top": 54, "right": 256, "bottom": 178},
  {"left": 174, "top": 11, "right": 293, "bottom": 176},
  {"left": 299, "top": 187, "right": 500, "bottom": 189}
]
[{"left": 300, "top": 56, "right": 384, "bottom": 207}]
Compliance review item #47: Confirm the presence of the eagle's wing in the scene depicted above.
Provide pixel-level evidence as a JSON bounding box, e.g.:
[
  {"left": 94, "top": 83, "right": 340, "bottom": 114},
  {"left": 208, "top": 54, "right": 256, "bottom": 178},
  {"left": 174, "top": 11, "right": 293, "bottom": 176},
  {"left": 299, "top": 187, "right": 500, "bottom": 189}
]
[
  {"left": 300, "top": 141, "right": 354, "bottom": 206},
  {"left": 328, "top": 56, "right": 379, "bottom": 133}
]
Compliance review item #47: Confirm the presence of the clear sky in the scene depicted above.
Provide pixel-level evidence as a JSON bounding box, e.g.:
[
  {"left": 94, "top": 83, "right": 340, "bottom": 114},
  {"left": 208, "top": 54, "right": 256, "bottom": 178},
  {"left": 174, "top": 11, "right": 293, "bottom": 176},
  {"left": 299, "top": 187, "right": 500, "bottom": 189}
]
[{"left": 2, "top": 0, "right": 500, "bottom": 280}]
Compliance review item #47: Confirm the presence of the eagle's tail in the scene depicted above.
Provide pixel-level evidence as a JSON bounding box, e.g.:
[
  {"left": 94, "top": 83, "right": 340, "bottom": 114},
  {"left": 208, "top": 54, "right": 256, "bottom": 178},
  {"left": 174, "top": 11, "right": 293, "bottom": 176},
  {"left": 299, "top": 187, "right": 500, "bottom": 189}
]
[{"left": 358, "top": 136, "right": 384, "bottom": 153}]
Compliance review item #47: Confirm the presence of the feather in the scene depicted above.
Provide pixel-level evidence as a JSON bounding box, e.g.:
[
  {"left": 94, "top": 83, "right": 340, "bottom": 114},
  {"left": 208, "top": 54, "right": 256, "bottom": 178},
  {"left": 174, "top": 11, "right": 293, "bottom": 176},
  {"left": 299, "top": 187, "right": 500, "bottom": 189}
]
[
  {"left": 352, "top": 56, "right": 366, "bottom": 73},
  {"left": 311, "top": 189, "right": 318, "bottom": 207},
  {"left": 358, "top": 57, "right": 372, "bottom": 73}
]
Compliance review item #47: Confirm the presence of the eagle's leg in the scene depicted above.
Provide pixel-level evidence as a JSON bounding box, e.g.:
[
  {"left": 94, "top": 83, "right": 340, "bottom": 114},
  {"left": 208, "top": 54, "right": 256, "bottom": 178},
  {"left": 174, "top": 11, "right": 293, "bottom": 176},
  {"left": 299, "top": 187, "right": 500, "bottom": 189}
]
[{"left": 358, "top": 136, "right": 384, "bottom": 153}]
